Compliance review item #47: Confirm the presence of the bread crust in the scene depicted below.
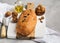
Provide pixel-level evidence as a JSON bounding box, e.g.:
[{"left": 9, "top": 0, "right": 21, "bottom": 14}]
[{"left": 16, "top": 9, "right": 37, "bottom": 37}]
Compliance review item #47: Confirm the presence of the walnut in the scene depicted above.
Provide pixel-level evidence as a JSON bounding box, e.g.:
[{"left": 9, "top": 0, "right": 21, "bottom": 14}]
[
  {"left": 39, "top": 16, "right": 44, "bottom": 23},
  {"left": 35, "top": 4, "right": 45, "bottom": 16},
  {"left": 5, "top": 11, "right": 12, "bottom": 17},
  {"left": 12, "top": 11, "right": 18, "bottom": 16},
  {"left": 12, "top": 11, "right": 18, "bottom": 23}
]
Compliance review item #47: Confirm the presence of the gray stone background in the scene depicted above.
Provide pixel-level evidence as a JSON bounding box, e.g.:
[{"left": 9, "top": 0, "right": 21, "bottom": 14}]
[{"left": 0, "top": 0, "right": 60, "bottom": 32}]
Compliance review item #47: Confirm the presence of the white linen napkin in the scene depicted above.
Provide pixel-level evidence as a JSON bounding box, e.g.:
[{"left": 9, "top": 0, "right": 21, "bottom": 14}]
[{"left": 0, "top": 3, "right": 13, "bottom": 23}]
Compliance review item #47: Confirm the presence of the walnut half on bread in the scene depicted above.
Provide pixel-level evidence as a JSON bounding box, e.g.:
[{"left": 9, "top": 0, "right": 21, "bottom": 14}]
[{"left": 16, "top": 9, "right": 37, "bottom": 37}]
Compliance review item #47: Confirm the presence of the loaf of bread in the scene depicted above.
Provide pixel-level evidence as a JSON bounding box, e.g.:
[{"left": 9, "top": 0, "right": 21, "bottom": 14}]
[
  {"left": 27, "top": 3, "right": 34, "bottom": 9},
  {"left": 16, "top": 9, "right": 37, "bottom": 37}
]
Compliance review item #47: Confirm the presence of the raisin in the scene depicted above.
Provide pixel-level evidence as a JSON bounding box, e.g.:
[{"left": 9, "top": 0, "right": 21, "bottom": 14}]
[
  {"left": 24, "top": 16, "right": 27, "bottom": 18},
  {"left": 27, "top": 14, "right": 29, "bottom": 15},
  {"left": 22, "top": 19, "right": 25, "bottom": 22}
]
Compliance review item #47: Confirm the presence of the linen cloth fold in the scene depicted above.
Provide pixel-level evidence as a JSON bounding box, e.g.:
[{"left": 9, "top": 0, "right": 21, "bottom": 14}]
[{"left": 0, "top": 3, "right": 13, "bottom": 23}]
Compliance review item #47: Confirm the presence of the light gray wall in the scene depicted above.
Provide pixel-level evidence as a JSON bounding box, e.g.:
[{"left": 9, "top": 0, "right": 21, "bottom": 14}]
[
  {"left": 0, "top": 0, "right": 16, "bottom": 4},
  {"left": 0, "top": 0, "right": 60, "bottom": 32}
]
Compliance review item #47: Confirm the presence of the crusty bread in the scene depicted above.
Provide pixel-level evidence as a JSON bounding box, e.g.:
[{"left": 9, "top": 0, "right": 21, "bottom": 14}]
[
  {"left": 16, "top": 9, "right": 37, "bottom": 37},
  {"left": 27, "top": 3, "right": 34, "bottom": 9}
]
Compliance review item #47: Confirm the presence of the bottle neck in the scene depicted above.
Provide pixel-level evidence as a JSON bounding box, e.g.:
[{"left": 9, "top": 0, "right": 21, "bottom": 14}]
[
  {"left": 15, "top": 0, "right": 22, "bottom": 4},
  {"left": 15, "top": 0, "right": 23, "bottom": 6}
]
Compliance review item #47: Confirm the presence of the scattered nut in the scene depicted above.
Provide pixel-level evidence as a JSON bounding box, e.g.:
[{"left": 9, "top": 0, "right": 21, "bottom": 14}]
[
  {"left": 39, "top": 16, "right": 44, "bottom": 23},
  {"left": 39, "top": 16, "right": 44, "bottom": 20}
]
